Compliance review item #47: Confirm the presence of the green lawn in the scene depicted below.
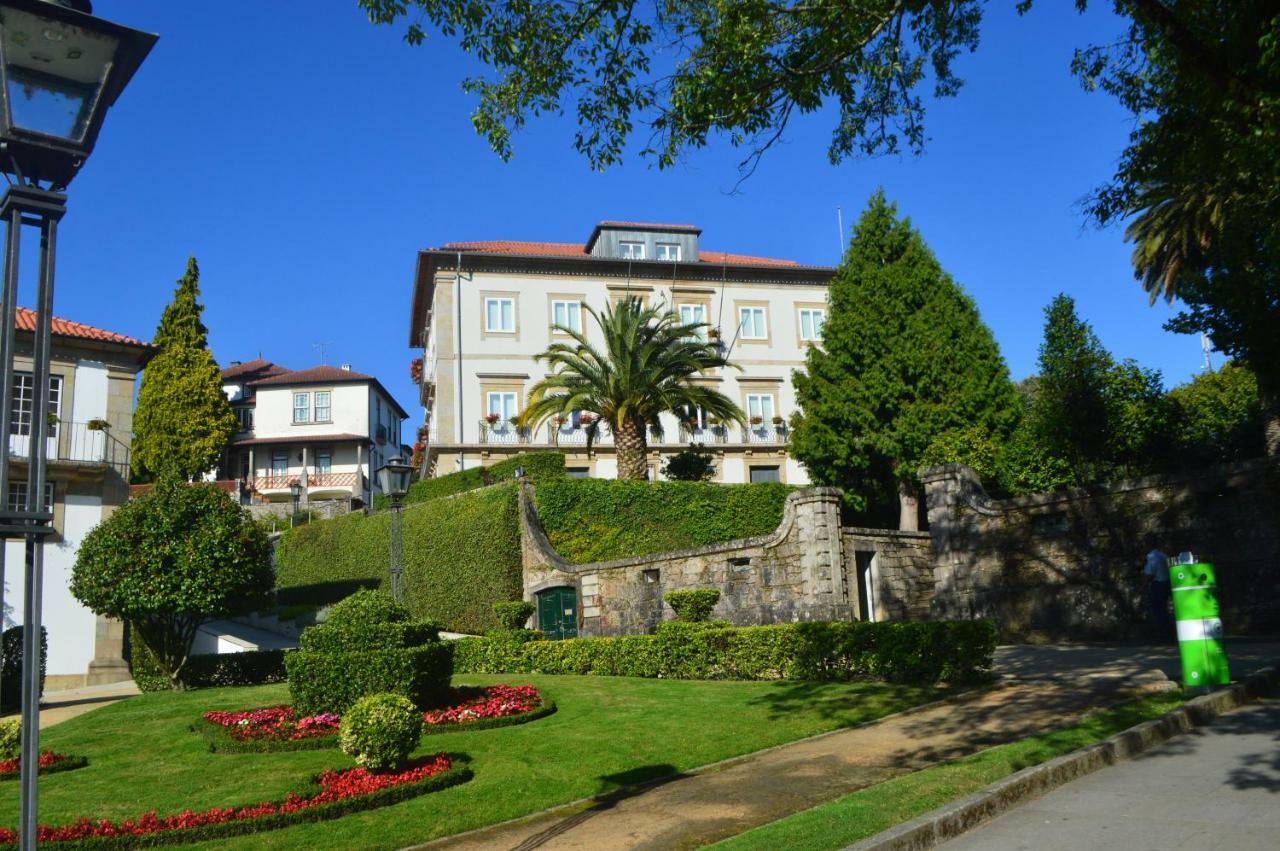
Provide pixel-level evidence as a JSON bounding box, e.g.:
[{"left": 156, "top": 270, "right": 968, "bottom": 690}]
[
  {"left": 711, "top": 692, "right": 1186, "bottom": 851},
  {"left": 4, "top": 674, "right": 947, "bottom": 849}
]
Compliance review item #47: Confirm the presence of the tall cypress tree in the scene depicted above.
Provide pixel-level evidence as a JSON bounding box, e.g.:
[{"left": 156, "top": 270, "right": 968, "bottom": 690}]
[
  {"left": 790, "top": 192, "right": 1019, "bottom": 528},
  {"left": 132, "top": 258, "right": 238, "bottom": 481}
]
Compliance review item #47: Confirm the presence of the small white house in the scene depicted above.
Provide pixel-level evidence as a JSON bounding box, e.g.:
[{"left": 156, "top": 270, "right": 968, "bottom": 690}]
[{"left": 219, "top": 361, "right": 408, "bottom": 507}]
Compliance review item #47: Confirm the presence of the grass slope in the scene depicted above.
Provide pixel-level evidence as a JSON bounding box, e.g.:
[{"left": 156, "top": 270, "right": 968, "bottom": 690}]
[
  {"left": 0, "top": 676, "right": 943, "bottom": 850},
  {"left": 712, "top": 692, "right": 1186, "bottom": 851}
]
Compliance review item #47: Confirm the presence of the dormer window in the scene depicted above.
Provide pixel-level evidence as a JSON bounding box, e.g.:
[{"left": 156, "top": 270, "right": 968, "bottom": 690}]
[
  {"left": 655, "top": 242, "right": 681, "bottom": 261},
  {"left": 619, "top": 241, "right": 645, "bottom": 260}
]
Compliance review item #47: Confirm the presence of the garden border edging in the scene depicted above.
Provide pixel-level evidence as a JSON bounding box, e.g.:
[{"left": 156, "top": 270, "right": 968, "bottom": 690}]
[{"left": 844, "top": 662, "right": 1280, "bottom": 851}]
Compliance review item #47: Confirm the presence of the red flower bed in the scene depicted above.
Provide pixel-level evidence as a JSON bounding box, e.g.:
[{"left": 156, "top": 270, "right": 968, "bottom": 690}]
[
  {"left": 423, "top": 685, "right": 541, "bottom": 726},
  {"left": 202, "top": 706, "right": 340, "bottom": 742},
  {"left": 0, "top": 751, "right": 67, "bottom": 774},
  {"left": 0, "top": 754, "right": 454, "bottom": 846}
]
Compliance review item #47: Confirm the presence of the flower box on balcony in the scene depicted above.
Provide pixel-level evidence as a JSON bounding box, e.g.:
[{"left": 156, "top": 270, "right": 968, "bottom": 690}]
[{"left": 86, "top": 418, "right": 110, "bottom": 432}]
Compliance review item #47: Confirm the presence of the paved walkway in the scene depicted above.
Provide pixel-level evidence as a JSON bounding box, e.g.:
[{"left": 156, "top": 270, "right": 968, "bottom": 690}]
[
  {"left": 942, "top": 695, "right": 1280, "bottom": 851},
  {"left": 0, "top": 680, "right": 139, "bottom": 729},
  {"left": 420, "top": 676, "right": 1167, "bottom": 851},
  {"left": 994, "top": 639, "right": 1279, "bottom": 684}
]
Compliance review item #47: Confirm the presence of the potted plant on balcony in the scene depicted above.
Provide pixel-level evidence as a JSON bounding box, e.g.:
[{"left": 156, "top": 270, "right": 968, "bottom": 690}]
[
  {"left": 750, "top": 415, "right": 764, "bottom": 427},
  {"left": 577, "top": 413, "right": 595, "bottom": 427},
  {"left": 772, "top": 414, "right": 785, "bottom": 428},
  {"left": 409, "top": 357, "right": 423, "bottom": 384},
  {"left": 86, "top": 418, "right": 110, "bottom": 432},
  {"left": 485, "top": 412, "right": 501, "bottom": 426}
]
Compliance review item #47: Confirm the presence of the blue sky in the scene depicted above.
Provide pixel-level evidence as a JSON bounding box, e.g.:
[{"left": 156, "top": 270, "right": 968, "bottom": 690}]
[{"left": 39, "top": 2, "right": 1207, "bottom": 434}]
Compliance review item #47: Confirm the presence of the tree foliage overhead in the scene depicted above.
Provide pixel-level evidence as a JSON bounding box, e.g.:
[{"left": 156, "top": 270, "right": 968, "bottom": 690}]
[
  {"left": 71, "top": 479, "right": 273, "bottom": 690},
  {"left": 1167, "top": 361, "right": 1264, "bottom": 464},
  {"left": 789, "top": 191, "right": 1019, "bottom": 524},
  {"left": 359, "top": 0, "right": 983, "bottom": 174},
  {"left": 132, "top": 258, "right": 239, "bottom": 481},
  {"left": 520, "top": 299, "right": 744, "bottom": 480}
]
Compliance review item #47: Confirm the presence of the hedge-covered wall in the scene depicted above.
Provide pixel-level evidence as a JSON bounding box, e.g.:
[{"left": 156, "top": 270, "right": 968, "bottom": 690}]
[
  {"left": 276, "top": 484, "right": 522, "bottom": 634},
  {"left": 374, "top": 452, "right": 565, "bottom": 509},
  {"left": 534, "top": 480, "right": 794, "bottom": 564}
]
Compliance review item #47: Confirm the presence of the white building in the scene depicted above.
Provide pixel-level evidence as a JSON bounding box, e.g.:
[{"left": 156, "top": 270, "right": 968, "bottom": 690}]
[
  {"left": 3, "top": 309, "right": 153, "bottom": 686},
  {"left": 219, "top": 361, "right": 408, "bottom": 507},
  {"left": 408, "top": 220, "right": 836, "bottom": 483}
]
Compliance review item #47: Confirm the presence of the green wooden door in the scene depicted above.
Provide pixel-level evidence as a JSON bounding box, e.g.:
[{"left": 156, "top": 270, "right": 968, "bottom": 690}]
[{"left": 538, "top": 587, "right": 578, "bottom": 640}]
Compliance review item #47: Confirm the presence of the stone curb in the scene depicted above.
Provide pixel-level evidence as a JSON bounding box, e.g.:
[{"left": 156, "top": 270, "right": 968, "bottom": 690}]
[{"left": 845, "top": 663, "right": 1280, "bottom": 851}]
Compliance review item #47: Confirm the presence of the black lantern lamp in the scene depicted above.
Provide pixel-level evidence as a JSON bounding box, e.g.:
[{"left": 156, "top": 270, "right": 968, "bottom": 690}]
[
  {"left": 0, "top": 3, "right": 156, "bottom": 846},
  {"left": 377, "top": 457, "right": 413, "bottom": 603},
  {"left": 0, "top": 0, "right": 156, "bottom": 187}
]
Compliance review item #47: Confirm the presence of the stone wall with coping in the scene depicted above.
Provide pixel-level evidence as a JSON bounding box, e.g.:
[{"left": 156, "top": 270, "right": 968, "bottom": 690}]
[
  {"left": 841, "top": 528, "right": 935, "bottom": 621},
  {"left": 921, "top": 459, "right": 1280, "bottom": 640},
  {"left": 518, "top": 482, "right": 934, "bottom": 636}
]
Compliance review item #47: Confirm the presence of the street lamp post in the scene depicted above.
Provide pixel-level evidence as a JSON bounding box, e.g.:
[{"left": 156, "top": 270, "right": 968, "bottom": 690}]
[
  {"left": 289, "top": 480, "right": 301, "bottom": 528},
  {"left": 377, "top": 457, "right": 413, "bottom": 603},
  {"left": 0, "top": 2, "right": 155, "bottom": 845}
]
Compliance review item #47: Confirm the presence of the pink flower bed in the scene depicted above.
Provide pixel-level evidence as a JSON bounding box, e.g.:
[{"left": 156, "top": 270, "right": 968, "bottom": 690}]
[
  {"left": 0, "top": 754, "right": 453, "bottom": 846},
  {"left": 202, "top": 706, "right": 340, "bottom": 742},
  {"left": 423, "top": 684, "right": 541, "bottom": 726}
]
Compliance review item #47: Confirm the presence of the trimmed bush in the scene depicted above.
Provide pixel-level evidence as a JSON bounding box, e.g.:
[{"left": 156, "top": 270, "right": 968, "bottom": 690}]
[
  {"left": 1, "top": 626, "right": 46, "bottom": 711},
  {"left": 182, "top": 650, "right": 286, "bottom": 688},
  {"left": 286, "top": 644, "right": 453, "bottom": 716},
  {"left": 492, "top": 601, "right": 535, "bottom": 631},
  {"left": 452, "top": 619, "right": 997, "bottom": 685},
  {"left": 534, "top": 479, "right": 793, "bottom": 564},
  {"left": 664, "top": 589, "right": 721, "bottom": 622},
  {"left": 339, "top": 693, "right": 424, "bottom": 771},
  {"left": 327, "top": 590, "right": 412, "bottom": 625},
  {"left": 374, "top": 451, "right": 566, "bottom": 509},
  {"left": 300, "top": 622, "right": 441, "bottom": 654},
  {"left": 0, "top": 720, "right": 18, "bottom": 761},
  {"left": 276, "top": 484, "right": 522, "bottom": 634}
]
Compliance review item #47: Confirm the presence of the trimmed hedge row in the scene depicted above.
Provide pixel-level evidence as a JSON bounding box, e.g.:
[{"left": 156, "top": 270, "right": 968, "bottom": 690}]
[
  {"left": 299, "top": 622, "right": 440, "bottom": 654},
  {"left": 286, "top": 645, "right": 454, "bottom": 716},
  {"left": 1, "top": 626, "right": 46, "bottom": 712},
  {"left": 276, "top": 484, "right": 523, "bottom": 634},
  {"left": 373, "top": 451, "right": 566, "bottom": 509},
  {"left": 126, "top": 625, "right": 286, "bottom": 693},
  {"left": 452, "top": 620, "right": 997, "bottom": 684},
  {"left": 534, "top": 479, "right": 794, "bottom": 564}
]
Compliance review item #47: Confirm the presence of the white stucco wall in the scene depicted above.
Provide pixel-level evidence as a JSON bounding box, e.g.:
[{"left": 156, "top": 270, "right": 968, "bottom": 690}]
[
  {"left": 71, "top": 360, "right": 109, "bottom": 422},
  {"left": 254, "top": 383, "right": 370, "bottom": 438}
]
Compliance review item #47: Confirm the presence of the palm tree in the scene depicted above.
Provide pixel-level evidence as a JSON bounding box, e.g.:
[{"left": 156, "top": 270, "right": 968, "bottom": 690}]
[
  {"left": 1125, "top": 181, "right": 1237, "bottom": 303},
  {"left": 520, "top": 298, "right": 745, "bottom": 479}
]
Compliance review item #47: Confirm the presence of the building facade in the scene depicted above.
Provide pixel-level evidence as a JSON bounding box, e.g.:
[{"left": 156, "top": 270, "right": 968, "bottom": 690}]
[
  {"left": 408, "top": 221, "right": 835, "bottom": 483},
  {"left": 219, "top": 361, "right": 408, "bottom": 508},
  {"left": 3, "top": 309, "right": 153, "bottom": 685}
]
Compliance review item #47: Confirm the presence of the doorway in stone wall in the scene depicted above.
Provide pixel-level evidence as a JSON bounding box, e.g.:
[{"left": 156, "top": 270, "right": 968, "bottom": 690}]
[
  {"left": 855, "top": 551, "right": 876, "bottom": 621},
  {"left": 537, "top": 587, "right": 579, "bottom": 640}
]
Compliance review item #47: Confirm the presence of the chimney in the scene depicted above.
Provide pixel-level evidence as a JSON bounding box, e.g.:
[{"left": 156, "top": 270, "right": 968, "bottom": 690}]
[
  {"left": 340, "top": 363, "right": 352, "bottom": 371},
  {"left": 230, "top": 360, "right": 242, "bottom": 366}
]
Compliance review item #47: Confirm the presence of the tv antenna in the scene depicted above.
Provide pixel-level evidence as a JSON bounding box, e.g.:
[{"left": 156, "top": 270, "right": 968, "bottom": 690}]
[
  {"left": 836, "top": 207, "right": 844, "bottom": 260},
  {"left": 313, "top": 341, "right": 334, "bottom": 364}
]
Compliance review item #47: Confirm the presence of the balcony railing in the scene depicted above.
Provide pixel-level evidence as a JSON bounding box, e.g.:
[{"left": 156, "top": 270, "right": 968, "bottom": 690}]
[
  {"left": 251, "top": 470, "right": 363, "bottom": 493},
  {"left": 745, "top": 425, "right": 789, "bottom": 445},
  {"left": 8, "top": 421, "right": 130, "bottom": 475},
  {"left": 458, "top": 420, "right": 787, "bottom": 448},
  {"left": 307, "top": 471, "right": 360, "bottom": 489}
]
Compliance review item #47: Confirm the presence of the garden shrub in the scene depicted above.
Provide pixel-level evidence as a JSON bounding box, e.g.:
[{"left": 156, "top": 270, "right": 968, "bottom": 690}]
[
  {"left": 374, "top": 451, "right": 566, "bottom": 509},
  {"left": 339, "top": 693, "right": 424, "bottom": 771},
  {"left": 0, "top": 720, "right": 18, "bottom": 761},
  {"left": 0, "top": 626, "right": 46, "bottom": 711},
  {"left": 492, "top": 601, "right": 535, "bottom": 630},
  {"left": 327, "top": 589, "right": 412, "bottom": 625},
  {"left": 182, "top": 650, "right": 287, "bottom": 688},
  {"left": 276, "top": 484, "right": 522, "bottom": 634},
  {"left": 664, "top": 589, "right": 721, "bottom": 621},
  {"left": 534, "top": 479, "right": 793, "bottom": 564},
  {"left": 452, "top": 619, "right": 997, "bottom": 685}
]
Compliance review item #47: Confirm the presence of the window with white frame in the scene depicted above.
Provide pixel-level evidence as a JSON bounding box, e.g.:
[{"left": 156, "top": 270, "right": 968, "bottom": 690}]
[
  {"left": 487, "top": 391, "right": 518, "bottom": 427},
  {"left": 678, "top": 303, "right": 706, "bottom": 338},
  {"left": 7, "top": 481, "right": 53, "bottom": 513},
  {"left": 739, "top": 306, "right": 768, "bottom": 340},
  {"left": 798, "top": 307, "right": 826, "bottom": 341},
  {"left": 655, "top": 242, "right": 681, "bottom": 261},
  {"left": 293, "top": 392, "right": 310, "bottom": 423},
  {"left": 314, "top": 391, "right": 332, "bottom": 422},
  {"left": 271, "top": 450, "right": 289, "bottom": 478},
  {"left": 485, "top": 297, "right": 515, "bottom": 332},
  {"left": 746, "top": 393, "right": 776, "bottom": 426},
  {"left": 551, "top": 300, "right": 581, "bottom": 334},
  {"left": 234, "top": 406, "right": 254, "bottom": 432},
  {"left": 315, "top": 449, "right": 332, "bottom": 476},
  {"left": 10, "top": 373, "right": 62, "bottom": 437},
  {"left": 618, "top": 240, "right": 645, "bottom": 260}
]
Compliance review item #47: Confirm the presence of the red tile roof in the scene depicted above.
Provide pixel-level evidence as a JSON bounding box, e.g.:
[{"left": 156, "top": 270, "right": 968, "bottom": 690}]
[
  {"left": 230, "top": 433, "right": 370, "bottom": 446},
  {"left": 16, "top": 307, "right": 151, "bottom": 348},
  {"left": 251, "top": 364, "right": 375, "bottom": 386},
  {"left": 222, "top": 358, "right": 291, "bottom": 381},
  {"left": 439, "top": 240, "right": 799, "bottom": 268}
]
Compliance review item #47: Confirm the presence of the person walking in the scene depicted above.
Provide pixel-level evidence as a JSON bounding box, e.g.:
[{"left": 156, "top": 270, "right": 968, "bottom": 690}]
[{"left": 1140, "top": 543, "right": 1172, "bottom": 636}]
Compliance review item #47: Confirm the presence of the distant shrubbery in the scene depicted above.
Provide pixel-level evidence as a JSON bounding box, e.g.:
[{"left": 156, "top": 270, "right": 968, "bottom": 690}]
[{"left": 373, "top": 452, "right": 565, "bottom": 510}]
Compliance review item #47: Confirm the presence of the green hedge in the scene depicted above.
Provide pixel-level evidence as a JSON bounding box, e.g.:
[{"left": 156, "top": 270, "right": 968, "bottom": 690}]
[
  {"left": 286, "top": 645, "right": 454, "bottom": 716},
  {"left": 276, "top": 484, "right": 523, "bottom": 633},
  {"left": 299, "top": 621, "right": 440, "bottom": 654},
  {"left": 373, "top": 451, "right": 566, "bottom": 509},
  {"left": 126, "top": 623, "right": 285, "bottom": 692},
  {"left": 1, "top": 626, "right": 46, "bottom": 711},
  {"left": 452, "top": 619, "right": 997, "bottom": 685},
  {"left": 534, "top": 480, "right": 794, "bottom": 564}
]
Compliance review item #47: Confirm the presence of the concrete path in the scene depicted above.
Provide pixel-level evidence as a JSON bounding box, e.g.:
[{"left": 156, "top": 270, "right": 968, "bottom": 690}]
[
  {"left": 942, "top": 695, "right": 1280, "bottom": 851},
  {"left": 419, "top": 677, "right": 1165, "bottom": 851},
  {"left": 0, "top": 680, "right": 139, "bottom": 729},
  {"left": 994, "top": 639, "right": 1279, "bottom": 684}
]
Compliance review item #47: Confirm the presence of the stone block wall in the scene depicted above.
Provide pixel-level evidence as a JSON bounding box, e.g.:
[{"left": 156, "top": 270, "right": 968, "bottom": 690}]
[
  {"left": 842, "top": 528, "right": 934, "bottom": 621},
  {"left": 921, "top": 459, "right": 1280, "bottom": 640}
]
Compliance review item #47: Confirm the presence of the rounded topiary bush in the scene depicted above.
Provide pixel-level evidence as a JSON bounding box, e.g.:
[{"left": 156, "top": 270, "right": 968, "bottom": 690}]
[
  {"left": 0, "top": 719, "right": 19, "bottom": 761},
  {"left": 325, "top": 589, "right": 412, "bottom": 627},
  {"left": 664, "top": 589, "right": 721, "bottom": 622},
  {"left": 339, "top": 693, "right": 423, "bottom": 771},
  {"left": 492, "top": 601, "right": 535, "bottom": 631}
]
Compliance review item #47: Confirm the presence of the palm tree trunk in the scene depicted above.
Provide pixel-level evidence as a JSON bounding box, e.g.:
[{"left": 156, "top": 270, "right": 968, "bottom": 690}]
[{"left": 615, "top": 416, "right": 649, "bottom": 480}]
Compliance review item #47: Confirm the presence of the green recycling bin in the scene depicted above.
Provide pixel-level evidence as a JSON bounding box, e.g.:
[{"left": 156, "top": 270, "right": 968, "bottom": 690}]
[{"left": 1169, "top": 559, "right": 1230, "bottom": 690}]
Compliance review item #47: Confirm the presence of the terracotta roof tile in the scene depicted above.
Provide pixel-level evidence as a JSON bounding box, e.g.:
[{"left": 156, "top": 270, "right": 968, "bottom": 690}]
[
  {"left": 16, "top": 307, "right": 151, "bottom": 348},
  {"left": 230, "top": 432, "right": 370, "bottom": 447},
  {"left": 438, "top": 240, "right": 799, "bottom": 268},
  {"left": 221, "top": 358, "right": 291, "bottom": 381},
  {"left": 251, "top": 364, "right": 375, "bottom": 386}
]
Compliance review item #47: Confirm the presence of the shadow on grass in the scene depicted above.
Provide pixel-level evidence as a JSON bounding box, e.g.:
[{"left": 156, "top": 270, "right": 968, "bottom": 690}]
[{"left": 742, "top": 680, "right": 948, "bottom": 725}]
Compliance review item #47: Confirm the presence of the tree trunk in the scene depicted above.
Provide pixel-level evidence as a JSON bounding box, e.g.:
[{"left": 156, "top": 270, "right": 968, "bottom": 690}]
[
  {"left": 898, "top": 479, "right": 920, "bottom": 532},
  {"left": 1257, "top": 373, "right": 1280, "bottom": 457},
  {"left": 614, "top": 416, "right": 649, "bottom": 480}
]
